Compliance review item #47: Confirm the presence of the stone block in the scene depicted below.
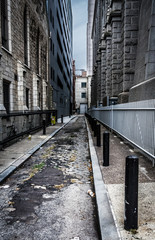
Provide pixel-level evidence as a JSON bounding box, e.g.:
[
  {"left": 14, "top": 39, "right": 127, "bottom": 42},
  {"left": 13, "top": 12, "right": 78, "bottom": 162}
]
[{"left": 129, "top": 77, "right": 155, "bottom": 102}]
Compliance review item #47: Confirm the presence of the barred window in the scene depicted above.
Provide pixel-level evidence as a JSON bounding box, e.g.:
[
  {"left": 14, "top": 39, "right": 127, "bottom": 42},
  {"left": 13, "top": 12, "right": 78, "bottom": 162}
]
[{"left": 1, "top": 0, "right": 8, "bottom": 49}]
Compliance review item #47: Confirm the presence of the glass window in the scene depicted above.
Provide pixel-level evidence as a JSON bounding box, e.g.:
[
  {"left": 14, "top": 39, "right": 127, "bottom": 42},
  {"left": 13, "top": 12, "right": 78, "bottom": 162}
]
[
  {"left": 81, "top": 82, "right": 86, "bottom": 88},
  {"left": 81, "top": 92, "right": 86, "bottom": 98}
]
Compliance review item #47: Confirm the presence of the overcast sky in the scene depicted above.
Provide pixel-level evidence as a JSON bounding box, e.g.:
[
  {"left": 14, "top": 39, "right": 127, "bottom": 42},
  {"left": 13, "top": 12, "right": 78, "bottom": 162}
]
[{"left": 71, "top": 0, "right": 88, "bottom": 72}]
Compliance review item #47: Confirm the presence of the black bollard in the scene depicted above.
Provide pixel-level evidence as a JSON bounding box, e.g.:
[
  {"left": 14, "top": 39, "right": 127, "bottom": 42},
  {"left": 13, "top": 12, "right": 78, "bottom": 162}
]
[
  {"left": 103, "top": 131, "right": 109, "bottom": 166},
  {"left": 124, "top": 156, "right": 139, "bottom": 230},
  {"left": 91, "top": 118, "right": 95, "bottom": 131},
  {"left": 43, "top": 119, "right": 46, "bottom": 135},
  {"left": 61, "top": 115, "right": 63, "bottom": 123},
  {"left": 96, "top": 124, "right": 101, "bottom": 147},
  {"left": 94, "top": 119, "right": 97, "bottom": 137}
]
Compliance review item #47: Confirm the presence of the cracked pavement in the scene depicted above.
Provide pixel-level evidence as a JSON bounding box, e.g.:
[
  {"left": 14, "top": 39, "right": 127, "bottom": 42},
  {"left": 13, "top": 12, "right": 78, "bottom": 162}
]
[{"left": 0, "top": 116, "right": 100, "bottom": 240}]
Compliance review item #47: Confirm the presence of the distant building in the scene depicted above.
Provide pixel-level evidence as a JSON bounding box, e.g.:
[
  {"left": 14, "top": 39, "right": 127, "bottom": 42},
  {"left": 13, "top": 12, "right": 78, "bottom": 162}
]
[
  {"left": 46, "top": 0, "right": 73, "bottom": 118},
  {"left": 90, "top": 0, "right": 155, "bottom": 107},
  {"left": 0, "top": 0, "right": 53, "bottom": 145},
  {"left": 75, "top": 71, "right": 90, "bottom": 114}
]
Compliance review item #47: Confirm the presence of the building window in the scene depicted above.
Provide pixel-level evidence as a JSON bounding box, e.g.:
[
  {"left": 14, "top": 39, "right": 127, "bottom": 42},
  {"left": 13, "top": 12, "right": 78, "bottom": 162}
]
[
  {"left": 81, "top": 82, "right": 86, "bottom": 88},
  {"left": 26, "top": 88, "right": 29, "bottom": 108},
  {"left": 50, "top": 9, "right": 52, "bottom": 23},
  {"left": 51, "top": 67, "right": 53, "bottom": 79},
  {"left": 50, "top": 39, "right": 54, "bottom": 55},
  {"left": 24, "top": 5, "right": 28, "bottom": 65},
  {"left": 36, "top": 28, "right": 40, "bottom": 74},
  {"left": 1, "top": 0, "right": 8, "bottom": 49},
  {"left": 39, "top": 92, "right": 41, "bottom": 108},
  {"left": 57, "top": 76, "right": 63, "bottom": 89},
  {"left": 3, "top": 80, "right": 10, "bottom": 113},
  {"left": 53, "top": 43, "right": 54, "bottom": 55},
  {"left": 81, "top": 92, "right": 86, "bottom": 98},
  {"left": 53, "top": 69, "right": 55, "bottom": 81}
]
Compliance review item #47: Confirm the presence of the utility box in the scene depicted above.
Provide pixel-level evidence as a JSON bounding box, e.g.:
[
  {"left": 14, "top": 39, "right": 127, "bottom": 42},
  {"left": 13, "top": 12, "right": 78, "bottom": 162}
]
[{"left": 51, "top": 116, "right": 56, "bottom": 125}]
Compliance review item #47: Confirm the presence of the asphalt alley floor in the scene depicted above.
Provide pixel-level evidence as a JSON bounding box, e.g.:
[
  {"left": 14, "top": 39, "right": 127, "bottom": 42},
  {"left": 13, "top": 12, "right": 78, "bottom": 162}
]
[{"left": 0, "top": 116, "right": 101, "bottom": 240}]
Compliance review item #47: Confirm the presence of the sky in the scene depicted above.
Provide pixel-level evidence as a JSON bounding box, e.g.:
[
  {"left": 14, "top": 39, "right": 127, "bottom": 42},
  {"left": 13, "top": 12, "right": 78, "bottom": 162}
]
[{"left": 71, "top": 0, "right": 88, "bottom": 72}]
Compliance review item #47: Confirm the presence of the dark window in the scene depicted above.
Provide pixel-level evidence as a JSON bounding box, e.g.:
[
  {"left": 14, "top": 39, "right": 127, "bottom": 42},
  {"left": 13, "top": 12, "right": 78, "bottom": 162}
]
[
  {"left": 81, "top": 82, "right": 86, "bottom": 88},
  {"left": 51, "top": 67, "right": 53, "bottom": 79},
  {"left": 36, "top": 28, "right": 40, "bottom": 74},
  {"left": 1, "top": 0, "right": 8, "bottom": 49},
  {"left": 26, "top": 88, "right": 29, "bottom": 108},
  {"left": 81, "top": 92, "right": 86, "bottom": 98},
  {"left": 39, "top": 92, "right": 41, "bottom": 108},
  {"left": 24, "top": 5, "right": 28, "bottom": 65},
  {"left": 53, "top": 43, "right": 54, "bottom": 55},
  {"left": 57, "top": 31, "right": 63, "bottom": 53},
  {"left": 57, "top": 76, "right": 63, "bottom": 89},
  {"left": 57, "top": 54, "right": 63, "bottom": 73},
  {"left": 53, "top": 69, "right": 55, "bottom": 81},
  {"left": 52, "top": 16, "right": 54, "bottom": 29},
  {"left": 51, "top": 39, "right": 53, "bottom": 51},
  {"left": 3, "top": 80, "right": 10, "bottom": 113},
  {"left": 50, "top": 9, "right": 52, "bottom": 23}
]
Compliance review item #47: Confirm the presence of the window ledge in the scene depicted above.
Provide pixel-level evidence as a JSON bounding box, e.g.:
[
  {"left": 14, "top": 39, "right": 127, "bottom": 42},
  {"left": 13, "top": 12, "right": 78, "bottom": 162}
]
[
  {"left": 1, "top": 46, "right": 12, "bottom": 56},
  {"left": 24, "top": 64, "right": 30, "bottom": 70}
]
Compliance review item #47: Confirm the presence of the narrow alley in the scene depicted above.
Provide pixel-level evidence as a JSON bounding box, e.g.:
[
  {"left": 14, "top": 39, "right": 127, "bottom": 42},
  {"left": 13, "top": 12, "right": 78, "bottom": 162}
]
[{"left": 0, "top": 116, "right": 100, "bottom": 240}]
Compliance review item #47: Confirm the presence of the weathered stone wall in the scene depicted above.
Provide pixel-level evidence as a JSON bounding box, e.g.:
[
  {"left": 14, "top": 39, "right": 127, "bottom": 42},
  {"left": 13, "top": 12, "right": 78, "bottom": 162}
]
[
  {"left": 91, "top": 0, "right": 155, "bottom": 106},
  {"left": 0, "top": 0, "right": 51, "bottom": 143}
]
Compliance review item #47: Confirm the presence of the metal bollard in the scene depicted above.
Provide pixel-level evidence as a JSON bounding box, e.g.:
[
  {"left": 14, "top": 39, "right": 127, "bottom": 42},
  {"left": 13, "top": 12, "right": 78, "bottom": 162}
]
[
  {"left": 61, "top": 115, "right": 63, "bottom": 123},
  {"left": 91, "top": 118, "right": 95, "bottom": 131},
  {"left": 94, "top": 119, "right": 97, "bottom": 137},
  {"left": 96, "top": 124, "right": 101, "bottom": 147},
  {"left": 124, "top": 156, "right": 139, "bottom": 230},
  {"left": 43, "top": 119, "right": 46, "bottom": 135},
  {"left": 103, "top": 131, "right": 109, "bottom": 166}
]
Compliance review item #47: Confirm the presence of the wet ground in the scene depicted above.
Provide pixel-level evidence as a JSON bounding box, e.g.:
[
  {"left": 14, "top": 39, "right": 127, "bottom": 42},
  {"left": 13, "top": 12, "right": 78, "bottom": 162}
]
[{"left": 0, "top": 116, "right": 100, "bottom": 240}]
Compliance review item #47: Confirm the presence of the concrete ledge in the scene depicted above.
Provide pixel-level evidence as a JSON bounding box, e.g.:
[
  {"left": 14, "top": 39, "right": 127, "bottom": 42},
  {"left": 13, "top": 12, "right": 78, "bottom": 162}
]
[{"left": 85, "top": 118, "right": 121, "bottom": 240}]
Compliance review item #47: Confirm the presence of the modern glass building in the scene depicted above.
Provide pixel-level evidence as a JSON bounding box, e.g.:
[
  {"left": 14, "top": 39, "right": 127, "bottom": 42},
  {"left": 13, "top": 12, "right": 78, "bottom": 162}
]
[{"left": 46, "top": 0, "right": 73, "bottom": 118}]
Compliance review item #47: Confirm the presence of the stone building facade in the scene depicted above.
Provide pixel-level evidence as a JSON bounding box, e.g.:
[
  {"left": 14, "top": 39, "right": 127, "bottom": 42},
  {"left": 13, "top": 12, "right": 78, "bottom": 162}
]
[
  {"left": 75, "top": 72, "right": 89, "bottom": 114},
  {"left": 90, "top": 0, "right": 155, "bottom": 107},
  {"left": 0, "top": 0, "right": 53, "bottom": 144}
]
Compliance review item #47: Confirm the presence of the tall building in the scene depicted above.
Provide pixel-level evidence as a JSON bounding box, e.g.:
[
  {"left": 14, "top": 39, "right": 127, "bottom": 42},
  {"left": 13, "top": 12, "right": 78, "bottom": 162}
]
[
  {"left": 87, "top": 0, "right": 95, "bottom": 77},
  {"left": 46, "top": 0, "right": 73, "bottom": 118},
  {"left": 90, "top": 0, "right": 155, "bottom": 107},
  {"left": 87, "top": 0, "right": 95, "bottom": 109},
  {"left": 0, "top": 0, "right": 52, "bottom": 145}
]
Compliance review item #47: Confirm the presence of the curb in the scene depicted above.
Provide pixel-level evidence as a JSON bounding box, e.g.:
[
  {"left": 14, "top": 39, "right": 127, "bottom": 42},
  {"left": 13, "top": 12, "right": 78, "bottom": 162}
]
[
  {"left": 85, "top": 118, "right": 121, "bottom": 240},
  {"left": 0, "top": 117, "right": 75, "bottom": 184}
]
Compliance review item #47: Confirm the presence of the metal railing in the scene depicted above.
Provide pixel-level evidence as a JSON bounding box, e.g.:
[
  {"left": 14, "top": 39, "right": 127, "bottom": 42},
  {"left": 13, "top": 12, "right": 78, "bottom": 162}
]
[
  {"left": 0, "top": 110, "right": 57, "bottom": 147},
  {"left": 88, "top": 99, "right": 155, "bottom": 165}
]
